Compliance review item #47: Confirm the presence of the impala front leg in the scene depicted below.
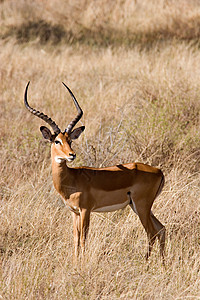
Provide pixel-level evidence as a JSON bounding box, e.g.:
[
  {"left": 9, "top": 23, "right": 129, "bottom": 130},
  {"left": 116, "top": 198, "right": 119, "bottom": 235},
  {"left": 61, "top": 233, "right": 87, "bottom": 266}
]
[
  {"left": 72, "top": 212, "right": 81, "bottom": 263},
  {"left": 80, "top": 208, "right": 91, "bottom": 257}
]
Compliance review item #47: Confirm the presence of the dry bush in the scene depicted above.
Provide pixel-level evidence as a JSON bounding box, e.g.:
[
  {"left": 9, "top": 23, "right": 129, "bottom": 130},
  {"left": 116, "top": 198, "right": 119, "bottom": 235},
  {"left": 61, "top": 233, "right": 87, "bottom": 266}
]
[{"left": 0, "top": 0, "right": 200, "bottom": 299}]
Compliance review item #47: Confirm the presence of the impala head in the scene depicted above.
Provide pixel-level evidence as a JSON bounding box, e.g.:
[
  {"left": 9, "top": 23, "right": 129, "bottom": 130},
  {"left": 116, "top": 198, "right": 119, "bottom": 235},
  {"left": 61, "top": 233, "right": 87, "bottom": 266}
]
[{"left": 24, "top": 81, "right": 85, "bottom": 163}]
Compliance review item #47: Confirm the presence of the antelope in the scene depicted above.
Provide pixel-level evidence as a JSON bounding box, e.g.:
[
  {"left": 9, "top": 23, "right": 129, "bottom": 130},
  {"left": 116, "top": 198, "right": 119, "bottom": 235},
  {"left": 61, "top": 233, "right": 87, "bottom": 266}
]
[{"left": 24, "top": 81, "right": 166, "bottom": 263}]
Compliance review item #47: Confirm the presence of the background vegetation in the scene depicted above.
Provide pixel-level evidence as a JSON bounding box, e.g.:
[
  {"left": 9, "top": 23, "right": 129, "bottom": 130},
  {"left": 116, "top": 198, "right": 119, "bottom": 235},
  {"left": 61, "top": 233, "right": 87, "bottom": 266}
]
[{"left": 0, "top": 0, "right": 199, "bottom": 299}]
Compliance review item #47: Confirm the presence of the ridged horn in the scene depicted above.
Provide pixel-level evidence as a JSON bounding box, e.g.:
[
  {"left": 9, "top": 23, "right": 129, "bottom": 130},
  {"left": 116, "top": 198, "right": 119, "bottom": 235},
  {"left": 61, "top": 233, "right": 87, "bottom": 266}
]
[
  {"left": 24, "top": 81, "right": 61, "bottom": 135},
  {"left": 62, "top": 82, "right": 83, "bottom": 134}
]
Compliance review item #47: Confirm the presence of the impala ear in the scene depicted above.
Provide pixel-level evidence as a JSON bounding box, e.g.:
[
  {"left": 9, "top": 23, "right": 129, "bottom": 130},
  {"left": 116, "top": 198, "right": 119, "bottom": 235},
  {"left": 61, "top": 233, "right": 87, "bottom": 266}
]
[
  {"left": 40, "top": 126, "right": 54, "bottom": 142},
  {"left": 70, "top": 126, "right": 85, "bottom": 140}
]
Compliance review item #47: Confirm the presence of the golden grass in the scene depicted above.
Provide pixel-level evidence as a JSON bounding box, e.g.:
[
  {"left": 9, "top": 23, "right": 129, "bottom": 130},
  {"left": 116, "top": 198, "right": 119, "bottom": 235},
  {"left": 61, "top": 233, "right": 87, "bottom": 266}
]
[{"left": 0, "top": 0, "right": 200, "bottom": 299}]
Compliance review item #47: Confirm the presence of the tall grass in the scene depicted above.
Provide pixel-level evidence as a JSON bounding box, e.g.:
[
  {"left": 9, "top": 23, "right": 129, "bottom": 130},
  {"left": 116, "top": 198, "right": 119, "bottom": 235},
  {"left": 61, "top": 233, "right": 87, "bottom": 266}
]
[{"left": 0, "top": 0, "right": 200, "bottom": 299}]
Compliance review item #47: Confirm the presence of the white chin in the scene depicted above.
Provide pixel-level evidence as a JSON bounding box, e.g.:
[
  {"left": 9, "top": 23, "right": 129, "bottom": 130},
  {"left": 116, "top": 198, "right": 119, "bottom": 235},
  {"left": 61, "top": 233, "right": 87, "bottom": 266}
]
[
  {"left": 66, "top": 157, "right": 74, "bottom": 162},
  {"left": 55, "top": 157, "right": 65, "bottom": 164}
]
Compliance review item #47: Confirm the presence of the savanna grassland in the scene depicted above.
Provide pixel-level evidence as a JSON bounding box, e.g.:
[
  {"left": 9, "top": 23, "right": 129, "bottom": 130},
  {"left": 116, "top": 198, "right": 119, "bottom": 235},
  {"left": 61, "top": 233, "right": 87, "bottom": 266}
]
[{"left": 0, "top": 0, "right": 200, "bottom": 299}]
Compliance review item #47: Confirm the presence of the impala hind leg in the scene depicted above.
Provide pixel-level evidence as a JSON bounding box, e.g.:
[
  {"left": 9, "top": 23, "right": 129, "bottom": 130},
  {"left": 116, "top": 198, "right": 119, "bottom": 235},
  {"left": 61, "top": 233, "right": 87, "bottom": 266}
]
[
  {"left": 145, "top": 213, "right": 165, "bottom": 264},
  {"left": 80, "top": 208, "right": 91, "bottom": 257},
  {"left": 146, "top": 229, "right": 157, "bottom": 261},
  {"left": 140, "top": 215, "right": 158, "bottom": 260},
  {"left": 129, "top": 194, "right": 161, "bottom": 260},
  {"left": 150, "top": 212, "right": 166, "bottom": 264},
  {"left": 129, "top": 196, "right": 153, "bottom": 258}
]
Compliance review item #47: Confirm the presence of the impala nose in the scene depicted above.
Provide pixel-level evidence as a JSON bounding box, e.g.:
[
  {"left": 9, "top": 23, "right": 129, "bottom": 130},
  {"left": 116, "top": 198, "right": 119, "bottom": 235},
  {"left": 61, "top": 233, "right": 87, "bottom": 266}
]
[{"left": 68, "top": 153, "right": 76, "bottom": 161}]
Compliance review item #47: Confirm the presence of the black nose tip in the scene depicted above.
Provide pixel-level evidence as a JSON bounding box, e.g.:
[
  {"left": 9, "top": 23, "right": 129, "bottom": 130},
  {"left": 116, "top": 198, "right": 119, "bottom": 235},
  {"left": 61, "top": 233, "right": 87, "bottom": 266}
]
[{"left": 69, "top": 153, "right": 76, "bottom": 159}]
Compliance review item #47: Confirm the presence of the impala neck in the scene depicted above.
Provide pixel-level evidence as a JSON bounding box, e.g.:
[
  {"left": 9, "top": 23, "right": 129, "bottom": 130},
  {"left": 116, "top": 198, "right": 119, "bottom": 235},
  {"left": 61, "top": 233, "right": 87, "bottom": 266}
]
[{"left": 51, "top": 150, "right": 76, "bottom": 198}]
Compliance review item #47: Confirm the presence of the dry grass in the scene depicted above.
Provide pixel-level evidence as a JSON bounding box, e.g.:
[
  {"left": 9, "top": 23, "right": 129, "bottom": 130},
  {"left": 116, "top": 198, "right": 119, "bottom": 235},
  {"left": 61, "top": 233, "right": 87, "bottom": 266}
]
[{"left": 0, "top": 0, "right": 200, "bottom": 299}]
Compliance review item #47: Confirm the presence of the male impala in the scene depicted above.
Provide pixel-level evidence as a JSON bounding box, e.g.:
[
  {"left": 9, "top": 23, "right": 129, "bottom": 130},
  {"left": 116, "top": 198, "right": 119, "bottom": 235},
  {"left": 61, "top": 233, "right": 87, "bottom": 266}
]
[{"left": 24, "top": 81, "right": 166, "bottom": 263}]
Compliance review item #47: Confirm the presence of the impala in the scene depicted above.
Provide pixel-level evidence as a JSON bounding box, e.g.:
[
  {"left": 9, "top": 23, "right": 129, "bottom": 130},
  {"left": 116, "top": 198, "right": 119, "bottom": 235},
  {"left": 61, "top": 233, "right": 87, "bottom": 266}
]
[{"left": 24, "top": 81, "right": 166, "bottom": 263}]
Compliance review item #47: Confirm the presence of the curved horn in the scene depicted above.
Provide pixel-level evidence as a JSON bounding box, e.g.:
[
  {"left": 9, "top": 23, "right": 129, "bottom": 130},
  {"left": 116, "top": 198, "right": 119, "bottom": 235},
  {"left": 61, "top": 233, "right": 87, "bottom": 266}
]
[
  {"left": 62, "top": 82, "right": 83, "bottom": 134},
  {"left": 24, "top": 81, "right": 61, "bottom": 135}
]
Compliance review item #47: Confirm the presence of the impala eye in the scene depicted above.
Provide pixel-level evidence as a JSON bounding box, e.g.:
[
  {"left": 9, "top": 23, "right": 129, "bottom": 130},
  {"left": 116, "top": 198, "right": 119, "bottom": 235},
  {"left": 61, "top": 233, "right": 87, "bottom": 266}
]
[{"left": 55, "top": 140, "right": 61, "bottom": 145}]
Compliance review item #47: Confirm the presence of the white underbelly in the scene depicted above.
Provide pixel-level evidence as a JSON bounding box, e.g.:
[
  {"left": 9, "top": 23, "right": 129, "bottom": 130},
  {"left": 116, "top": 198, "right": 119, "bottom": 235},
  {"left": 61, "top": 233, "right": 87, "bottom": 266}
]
[{"left": 92, "top": 199, "right": 130, "bottom": 212}]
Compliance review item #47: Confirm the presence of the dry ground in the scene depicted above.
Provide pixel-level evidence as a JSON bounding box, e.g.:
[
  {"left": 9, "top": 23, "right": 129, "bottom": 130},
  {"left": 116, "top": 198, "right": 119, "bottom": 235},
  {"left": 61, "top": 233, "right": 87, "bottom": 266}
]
[{"left": 0, "top": 0, "right": 200, "bottom": 299}]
